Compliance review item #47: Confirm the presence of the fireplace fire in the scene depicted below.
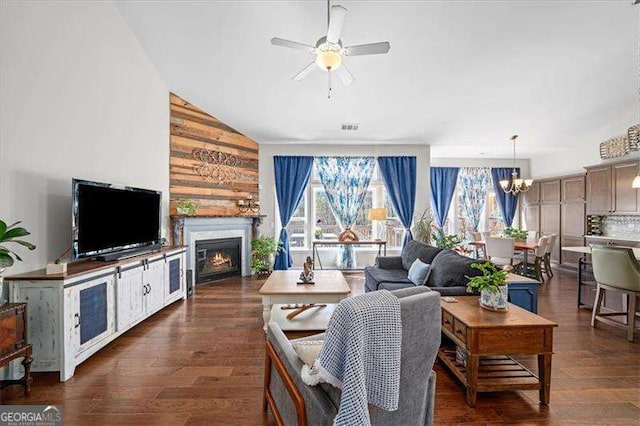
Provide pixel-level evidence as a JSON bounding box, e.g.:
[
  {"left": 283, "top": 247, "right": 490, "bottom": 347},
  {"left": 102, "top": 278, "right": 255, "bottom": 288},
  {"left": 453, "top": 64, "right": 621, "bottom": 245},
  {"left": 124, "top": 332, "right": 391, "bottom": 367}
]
[{"left": 195, "top": 237, "right": 242, "bottom": 284}]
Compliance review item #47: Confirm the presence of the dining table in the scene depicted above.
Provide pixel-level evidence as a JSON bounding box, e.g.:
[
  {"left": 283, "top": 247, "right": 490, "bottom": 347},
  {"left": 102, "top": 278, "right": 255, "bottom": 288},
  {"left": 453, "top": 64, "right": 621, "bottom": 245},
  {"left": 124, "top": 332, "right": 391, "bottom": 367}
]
[{"left": 469, "top": 239, "right": 539, "bottom": 267}]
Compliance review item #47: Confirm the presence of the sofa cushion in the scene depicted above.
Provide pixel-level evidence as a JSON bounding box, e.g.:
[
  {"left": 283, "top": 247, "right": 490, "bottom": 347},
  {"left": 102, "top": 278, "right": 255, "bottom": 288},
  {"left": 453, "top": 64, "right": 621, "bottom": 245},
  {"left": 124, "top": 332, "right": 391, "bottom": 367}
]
[
  {"left": 365, "top": 268, "right": 411, "bottom": 285},
  {"left": 407, "top": 259, "right": 430, "bottom": 286},
  {"left": 401, "top": 241, "right": 443, "bottom": 271},
  {"left": 379, "top": 282, "right": 416, "bottom": 292},
  {"left": 426, "top": 249, "right": 483, "bottom": 288}
]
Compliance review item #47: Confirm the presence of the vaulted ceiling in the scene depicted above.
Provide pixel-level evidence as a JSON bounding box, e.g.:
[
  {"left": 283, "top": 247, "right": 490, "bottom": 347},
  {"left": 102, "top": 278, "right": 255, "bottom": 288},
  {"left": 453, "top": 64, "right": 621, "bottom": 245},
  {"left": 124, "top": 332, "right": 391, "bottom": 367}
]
[{"left": 116, "top": 1, "right": 639, "bottom": 159}]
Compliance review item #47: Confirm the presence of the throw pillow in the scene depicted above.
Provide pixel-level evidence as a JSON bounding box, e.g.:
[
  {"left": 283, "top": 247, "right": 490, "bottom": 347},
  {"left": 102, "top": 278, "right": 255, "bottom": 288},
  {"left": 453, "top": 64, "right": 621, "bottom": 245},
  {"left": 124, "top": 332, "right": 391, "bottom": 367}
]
[
  {"left": 426, "top": 249, "right": 483, "bottom": 288},
  {"left": 292, "top": 340, "right": 324, "bottom": 366},
  {"left": 407, "top": 258, "right": 430, "bottom": 286},
  {"left": 401, "top": 240, "right": 443, "bottom": 270}
]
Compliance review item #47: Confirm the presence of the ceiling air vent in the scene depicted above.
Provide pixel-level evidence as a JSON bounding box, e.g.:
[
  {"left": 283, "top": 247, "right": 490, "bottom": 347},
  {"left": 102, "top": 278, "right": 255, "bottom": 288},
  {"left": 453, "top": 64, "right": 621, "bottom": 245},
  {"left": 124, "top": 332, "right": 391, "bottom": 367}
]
[{"left": 341, "top": 123, "right": 359, "bottom": 131}]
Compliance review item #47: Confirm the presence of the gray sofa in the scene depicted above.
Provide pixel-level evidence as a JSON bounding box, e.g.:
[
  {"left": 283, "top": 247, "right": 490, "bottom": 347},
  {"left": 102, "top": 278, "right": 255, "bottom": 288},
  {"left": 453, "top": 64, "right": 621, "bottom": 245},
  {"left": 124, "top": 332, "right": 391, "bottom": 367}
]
[
  {"left": 364, "top": 240, "right": 483, "bottom": 296},
  {"left": 265, "top": 287, "right": 441, "bottom": 426}
]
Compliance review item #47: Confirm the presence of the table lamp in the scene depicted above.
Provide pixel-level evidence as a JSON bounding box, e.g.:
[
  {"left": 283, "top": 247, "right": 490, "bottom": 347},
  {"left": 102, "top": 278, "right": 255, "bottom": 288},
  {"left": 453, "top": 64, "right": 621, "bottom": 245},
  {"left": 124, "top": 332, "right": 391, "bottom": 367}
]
[{"left": 368, "top": 208, "right": 388, "bottom": 241}]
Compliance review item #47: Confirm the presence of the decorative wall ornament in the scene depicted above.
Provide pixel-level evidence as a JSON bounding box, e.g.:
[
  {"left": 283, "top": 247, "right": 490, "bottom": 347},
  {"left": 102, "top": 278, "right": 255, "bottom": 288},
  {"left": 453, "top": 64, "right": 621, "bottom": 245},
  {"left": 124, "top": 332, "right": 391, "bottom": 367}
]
[
  {"left": 192, "top": 148, "right": 242, "bottom": 185},
  {"left": 599, "top": 135, "right": 632, "bottom": 160},
  {"left": 628, "top": 124, "right": 640, "bottom": 151}
]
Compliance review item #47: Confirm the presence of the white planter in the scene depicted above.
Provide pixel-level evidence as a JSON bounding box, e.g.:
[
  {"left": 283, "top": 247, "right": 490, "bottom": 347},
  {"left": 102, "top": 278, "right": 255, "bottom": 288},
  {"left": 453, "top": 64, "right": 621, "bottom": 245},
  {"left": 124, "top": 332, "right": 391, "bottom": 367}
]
[{"left": 480, "top": 285, "right": 509, "bottom": 311}]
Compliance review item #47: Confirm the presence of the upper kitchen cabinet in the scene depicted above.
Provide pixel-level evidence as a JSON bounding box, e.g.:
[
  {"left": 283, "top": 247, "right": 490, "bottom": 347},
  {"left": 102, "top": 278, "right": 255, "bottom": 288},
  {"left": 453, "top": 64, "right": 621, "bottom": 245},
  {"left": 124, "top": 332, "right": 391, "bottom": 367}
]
[{"left": 586, "top": 160, "right": 639, "bottom": 215}]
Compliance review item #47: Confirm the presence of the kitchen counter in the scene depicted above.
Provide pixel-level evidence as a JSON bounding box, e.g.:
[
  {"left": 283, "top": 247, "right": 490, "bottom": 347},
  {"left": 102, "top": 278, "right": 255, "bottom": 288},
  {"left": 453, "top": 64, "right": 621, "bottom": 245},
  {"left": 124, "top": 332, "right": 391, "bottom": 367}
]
[
  {"left": 564, "top": 246, "right": 640, "bottom": 259},
  {"left": 583, "top": 235, "right": 640, "bottom": 243}
]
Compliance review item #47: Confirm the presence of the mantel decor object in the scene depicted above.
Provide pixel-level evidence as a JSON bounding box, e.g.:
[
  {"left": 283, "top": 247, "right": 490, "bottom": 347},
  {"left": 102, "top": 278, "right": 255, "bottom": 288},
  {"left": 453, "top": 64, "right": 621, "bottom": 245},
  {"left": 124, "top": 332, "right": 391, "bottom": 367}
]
[
  {"left": 176, "top": 200, "right": 197, "bottom": 216},
  {"left": 237, "top": 195, "right": 260, "bottom": 214}
]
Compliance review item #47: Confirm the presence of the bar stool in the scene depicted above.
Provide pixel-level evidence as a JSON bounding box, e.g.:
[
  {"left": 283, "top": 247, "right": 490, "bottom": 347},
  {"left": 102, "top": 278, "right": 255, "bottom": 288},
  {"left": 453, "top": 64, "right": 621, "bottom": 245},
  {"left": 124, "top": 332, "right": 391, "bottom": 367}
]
[{"left": 591, "top": 246, "right": 640, "bottom": 342}]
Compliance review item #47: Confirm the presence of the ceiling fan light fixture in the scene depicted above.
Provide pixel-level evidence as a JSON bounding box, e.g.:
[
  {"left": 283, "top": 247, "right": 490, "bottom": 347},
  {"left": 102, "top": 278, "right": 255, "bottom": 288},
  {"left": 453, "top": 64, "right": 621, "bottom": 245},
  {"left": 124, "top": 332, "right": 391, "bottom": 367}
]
[{"left": 316, "top": 43, "right": 342, "bottom": 70}]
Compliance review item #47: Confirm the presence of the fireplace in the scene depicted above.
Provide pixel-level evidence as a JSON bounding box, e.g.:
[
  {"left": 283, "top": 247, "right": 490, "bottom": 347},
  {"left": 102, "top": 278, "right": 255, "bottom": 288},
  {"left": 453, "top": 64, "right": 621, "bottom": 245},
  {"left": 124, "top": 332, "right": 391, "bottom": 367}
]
[{"left": 195, "top": 237, "right": 242, "bottom": 283}]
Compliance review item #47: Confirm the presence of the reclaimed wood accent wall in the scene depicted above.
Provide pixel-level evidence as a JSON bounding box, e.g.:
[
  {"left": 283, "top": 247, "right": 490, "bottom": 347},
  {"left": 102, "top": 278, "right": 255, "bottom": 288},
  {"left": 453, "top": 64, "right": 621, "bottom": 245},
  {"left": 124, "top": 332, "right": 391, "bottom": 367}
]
[{"left": 170, "top": 93, "right": 259, "bottom": 216}]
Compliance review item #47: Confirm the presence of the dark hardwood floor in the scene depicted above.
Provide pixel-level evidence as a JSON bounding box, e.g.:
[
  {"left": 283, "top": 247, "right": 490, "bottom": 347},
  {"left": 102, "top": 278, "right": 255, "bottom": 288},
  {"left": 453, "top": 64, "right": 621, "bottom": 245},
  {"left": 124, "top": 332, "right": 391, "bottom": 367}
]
[{"left": 2, "top": 268, "right": 639, "bottom": 425}]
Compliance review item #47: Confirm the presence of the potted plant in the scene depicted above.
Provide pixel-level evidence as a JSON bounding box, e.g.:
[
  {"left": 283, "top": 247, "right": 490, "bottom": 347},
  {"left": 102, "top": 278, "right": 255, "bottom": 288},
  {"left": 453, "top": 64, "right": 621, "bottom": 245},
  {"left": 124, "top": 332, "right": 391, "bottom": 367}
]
[
  {"left": 176, "top": 200, "right": 197, "bottom": 216},
  {"left": 251, "top": 237, "right": 283, "bottom": 274},
  {"left": 465, "top": 261, "right": 509, "bottom": 311},
  {"left": 314, "top": 218, "right": 324, "bottom": 240},
  {"left": 433, "top": 227, "right": 462, "bottom": 249},
  {"left": 412, "top": 209, "right": 433, "bottom": 245},
  {"left": 0, "top": 220, "right": 36, "bottom": 304},
  {"left": 503, "top": 226, "right": 528, "bottom": 241}
]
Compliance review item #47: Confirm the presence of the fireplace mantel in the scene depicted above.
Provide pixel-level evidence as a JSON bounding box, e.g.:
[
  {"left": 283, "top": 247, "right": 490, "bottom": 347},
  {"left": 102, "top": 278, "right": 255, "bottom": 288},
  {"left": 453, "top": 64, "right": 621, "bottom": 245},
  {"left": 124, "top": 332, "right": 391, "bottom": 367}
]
[
  {"left": 171, "top": 215, "right": 266, "bottom": 290},
  {"left": 171, "top": 215, "right": 266, "bottom": 247}
]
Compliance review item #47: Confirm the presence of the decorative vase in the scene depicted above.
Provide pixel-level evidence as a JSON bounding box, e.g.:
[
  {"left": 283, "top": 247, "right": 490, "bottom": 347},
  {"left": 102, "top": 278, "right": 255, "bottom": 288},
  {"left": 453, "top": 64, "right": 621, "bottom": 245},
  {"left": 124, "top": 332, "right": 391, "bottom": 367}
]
[{"left": 480, "top": 285, "right": 509, "bottom": 311}]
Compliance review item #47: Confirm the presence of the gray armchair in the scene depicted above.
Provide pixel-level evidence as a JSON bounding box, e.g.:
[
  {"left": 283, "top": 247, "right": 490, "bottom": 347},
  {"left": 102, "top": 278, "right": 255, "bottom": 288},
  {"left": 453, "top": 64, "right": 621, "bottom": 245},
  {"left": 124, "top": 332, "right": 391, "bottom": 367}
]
[{"left": 264, "top": 287, "right": 441, "bottom": 425}]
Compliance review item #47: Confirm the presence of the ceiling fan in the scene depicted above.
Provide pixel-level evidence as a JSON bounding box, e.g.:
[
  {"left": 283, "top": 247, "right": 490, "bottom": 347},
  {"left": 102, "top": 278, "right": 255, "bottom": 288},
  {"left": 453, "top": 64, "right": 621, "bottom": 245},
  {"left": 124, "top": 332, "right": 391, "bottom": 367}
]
[{"left": 271, "top": 0, "right": 390, "bottom": 98}]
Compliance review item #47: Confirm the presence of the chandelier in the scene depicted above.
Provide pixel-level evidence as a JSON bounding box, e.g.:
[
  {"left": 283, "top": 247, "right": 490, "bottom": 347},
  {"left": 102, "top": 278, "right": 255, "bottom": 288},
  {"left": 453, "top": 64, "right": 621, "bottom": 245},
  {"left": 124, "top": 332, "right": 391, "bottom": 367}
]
[{"left": 500, "top": 135, "right": 533, "bottom": 195}]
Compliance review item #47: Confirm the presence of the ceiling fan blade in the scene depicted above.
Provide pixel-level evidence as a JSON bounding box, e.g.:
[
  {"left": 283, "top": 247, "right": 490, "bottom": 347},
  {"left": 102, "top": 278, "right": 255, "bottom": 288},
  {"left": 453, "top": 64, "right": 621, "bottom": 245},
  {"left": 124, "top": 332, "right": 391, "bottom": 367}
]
[
  {"left": 335, "top": 64, "right": 354, "bottom": 86},
  {"left": 326, "top": 5, "right": 347, "bottom": 43},
  {"left": 293, "top": 62, "right": 317, "bottom": 81},
  {"left": 343, "top": 42, "right": 390, "bottom": 56},
  {"left": 271, "top": 37, "right": 315, "bottom": 53}
]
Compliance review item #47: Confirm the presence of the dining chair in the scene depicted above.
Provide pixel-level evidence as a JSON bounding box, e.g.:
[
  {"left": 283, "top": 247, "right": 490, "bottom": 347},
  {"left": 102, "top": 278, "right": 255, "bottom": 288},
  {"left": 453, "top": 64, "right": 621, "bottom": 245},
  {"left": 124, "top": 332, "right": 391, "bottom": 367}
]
[
  {"left": 520, "top": 236, "right": 549, "bottom": 281},
  {"left": 590, "top": 246, "right": 640, "bottom": 342},
  {"left": 541, "top": 234, "right": 557, "bottom": 279},
  {"left": 527, "top": 230, "right": 538, "bottom": 240},
  {"left": 485, "top": 237, "right": 522, "bottom": 271},
  {"left": 472, "top": 232, "right": 490, "bottom": 259}
]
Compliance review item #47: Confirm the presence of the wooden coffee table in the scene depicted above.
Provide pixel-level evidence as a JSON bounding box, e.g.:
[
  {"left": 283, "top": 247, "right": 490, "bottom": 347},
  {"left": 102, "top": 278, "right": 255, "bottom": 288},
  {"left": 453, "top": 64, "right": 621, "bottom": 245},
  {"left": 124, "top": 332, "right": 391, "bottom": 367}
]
[
  {"left": 438, "top": 296, "right": 557, "bottom": 407},
  {"left": 259, "top": 270, "right": 351, "bottom": 332}
]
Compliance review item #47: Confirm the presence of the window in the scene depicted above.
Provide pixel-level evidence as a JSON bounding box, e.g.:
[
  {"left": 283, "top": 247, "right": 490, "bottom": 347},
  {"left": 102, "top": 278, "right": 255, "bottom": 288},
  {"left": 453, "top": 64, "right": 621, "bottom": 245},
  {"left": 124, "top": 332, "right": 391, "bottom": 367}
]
[
  {"left": 446, "top": 175, "right": 507, "bottom": 238},
  {"left": 313, "top": 188, "right": 340, "bottom": 240},
  {"left": 285, "top": 193, "right": 307, "bottom": 249},
  {"left": 383, "top": 193, "right": 404, "bottom": 247},
  {"left": 277, "top": 163, "right": 405, "bottom": 250}
]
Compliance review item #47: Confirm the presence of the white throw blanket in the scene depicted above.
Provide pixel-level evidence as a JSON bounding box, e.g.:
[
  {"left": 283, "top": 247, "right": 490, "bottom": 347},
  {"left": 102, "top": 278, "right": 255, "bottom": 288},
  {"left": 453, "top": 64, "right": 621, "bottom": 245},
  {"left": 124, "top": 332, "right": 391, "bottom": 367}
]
[{"left": 302, "top": 290, "right": 402, "bottom": 426}]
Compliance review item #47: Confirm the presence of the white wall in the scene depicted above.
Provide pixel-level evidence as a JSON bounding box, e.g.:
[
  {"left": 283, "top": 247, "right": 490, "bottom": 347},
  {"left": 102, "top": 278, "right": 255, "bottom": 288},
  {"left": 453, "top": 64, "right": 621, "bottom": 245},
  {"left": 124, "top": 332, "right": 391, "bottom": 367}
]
[
  {"left": 0, "top": 1, "right": 169, "bottom": 274},
  {"left": 431, "top": 158, "right": 530, "bottom": 178},
  {"left": 258, "top": 144, "right": 430, "bottom": 266}
]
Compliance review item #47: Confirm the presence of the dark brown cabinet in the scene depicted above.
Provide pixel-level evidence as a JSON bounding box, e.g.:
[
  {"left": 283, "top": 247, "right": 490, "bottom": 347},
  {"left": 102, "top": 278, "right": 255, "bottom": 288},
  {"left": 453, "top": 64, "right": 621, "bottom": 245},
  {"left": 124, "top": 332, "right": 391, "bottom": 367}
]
[
  {"left": 0, "top": 303, "right": 33, "bottom": 395},
  {"left": 586, "top": 160, "right": 639, "bottom": 215}
]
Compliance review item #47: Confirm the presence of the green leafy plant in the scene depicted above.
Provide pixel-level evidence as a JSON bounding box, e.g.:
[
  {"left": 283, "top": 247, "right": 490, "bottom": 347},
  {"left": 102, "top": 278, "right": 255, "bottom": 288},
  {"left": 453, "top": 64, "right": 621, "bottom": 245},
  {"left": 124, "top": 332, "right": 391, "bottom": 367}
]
[
  {"left": 0, "top": 220, "right": 36, "bottom": 270},
  {"left": 176, "top": 200, "right": 197, "bottom": 216},
  {"left": 503, "top": 226, "right": 528, "bottom": 241},
  {"left": 412, "top": 209, "right": 433, "bottom": 245},
  {"left": 251, "top": 237, "right": 284, "bottom": 272},
  {"left": 432, "top": 227, "right": 462, "bottom": 249},
  {"left": 465, "top": 262, "right": 508, "bottom": 294}
]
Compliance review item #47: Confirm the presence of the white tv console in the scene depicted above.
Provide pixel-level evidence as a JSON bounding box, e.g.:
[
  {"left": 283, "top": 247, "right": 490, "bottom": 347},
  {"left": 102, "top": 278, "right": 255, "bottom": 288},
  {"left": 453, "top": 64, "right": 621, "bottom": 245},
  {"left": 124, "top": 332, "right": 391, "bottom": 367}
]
[{"left": 5, "top": 247, "right": 186, "bottom": 381}]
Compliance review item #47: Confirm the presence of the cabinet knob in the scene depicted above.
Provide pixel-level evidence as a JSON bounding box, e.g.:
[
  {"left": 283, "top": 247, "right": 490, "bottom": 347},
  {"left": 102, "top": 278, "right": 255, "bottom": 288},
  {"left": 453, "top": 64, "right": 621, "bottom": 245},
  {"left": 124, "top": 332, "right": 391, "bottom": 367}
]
[{"left": 74, "top": 313, "right": 81, "bottom": 328}]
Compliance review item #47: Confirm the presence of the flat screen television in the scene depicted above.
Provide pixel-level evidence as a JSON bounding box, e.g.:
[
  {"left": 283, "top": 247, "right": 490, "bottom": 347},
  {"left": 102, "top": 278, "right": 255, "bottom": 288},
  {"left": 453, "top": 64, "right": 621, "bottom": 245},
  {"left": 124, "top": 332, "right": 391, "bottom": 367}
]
[{"left": 72, "top": 179, "right": 162, "bottom": 260}]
